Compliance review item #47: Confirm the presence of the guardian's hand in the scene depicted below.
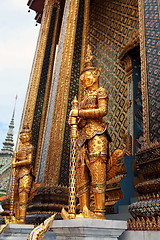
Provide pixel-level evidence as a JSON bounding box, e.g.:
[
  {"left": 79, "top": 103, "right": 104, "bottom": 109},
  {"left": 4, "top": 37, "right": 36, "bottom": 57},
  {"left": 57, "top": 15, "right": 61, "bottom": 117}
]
[
  {"left": 69, "top": 109, "right": 78, "bottom": 117},
  {"left": 68, "top": 109, "right": 79, "bottom": 126}
]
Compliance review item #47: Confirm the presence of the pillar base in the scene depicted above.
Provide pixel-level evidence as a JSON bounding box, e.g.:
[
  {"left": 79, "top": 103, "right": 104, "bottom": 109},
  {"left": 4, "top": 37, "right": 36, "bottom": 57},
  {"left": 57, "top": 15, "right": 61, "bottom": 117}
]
[{"left": 51, "top": 218, "right": 127, "bottom": 240}]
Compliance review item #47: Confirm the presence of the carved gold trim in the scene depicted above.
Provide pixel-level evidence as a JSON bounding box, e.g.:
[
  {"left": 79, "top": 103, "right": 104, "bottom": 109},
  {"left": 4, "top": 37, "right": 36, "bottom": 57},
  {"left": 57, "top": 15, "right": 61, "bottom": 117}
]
[
  {"left": 121, "top": 55, "right": 133, "bottom": 76},
  {"left": 27, "top": 211, "right": 58, "bottom": 215},
  {"left": 120, "top": 55, "right": 133, "bottom": 155},
  {"left": 137, "top": 140, "right": 159, "bottom": 153},
  {"left": 118, "top": 32, "right": 139, "bottom": 61},
  {"left": 80, "top": 0, "right": 90, "bottom": 71},
  {"left": 138, "top": 0, "right": 150, "bottom": 145}
]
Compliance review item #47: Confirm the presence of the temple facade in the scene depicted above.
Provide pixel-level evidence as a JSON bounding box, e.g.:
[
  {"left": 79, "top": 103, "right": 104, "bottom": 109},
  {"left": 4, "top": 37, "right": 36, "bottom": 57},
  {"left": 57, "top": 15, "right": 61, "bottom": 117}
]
[{"left": 2, "top": 0, "right": 159, "bottom": 229}]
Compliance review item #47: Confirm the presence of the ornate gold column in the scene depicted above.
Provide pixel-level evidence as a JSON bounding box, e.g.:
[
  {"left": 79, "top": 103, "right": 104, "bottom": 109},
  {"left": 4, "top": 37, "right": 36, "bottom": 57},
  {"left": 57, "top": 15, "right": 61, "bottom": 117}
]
[
  {"left": 41, "top": 0, "right": 81, "bottom": 185},
  {"left": 21, "top": 0, "right": 60, "bottom": 129}
]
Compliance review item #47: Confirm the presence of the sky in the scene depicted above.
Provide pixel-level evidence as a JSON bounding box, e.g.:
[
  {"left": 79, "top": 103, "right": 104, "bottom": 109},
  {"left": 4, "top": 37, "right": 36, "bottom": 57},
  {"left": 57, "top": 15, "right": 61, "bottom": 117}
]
[{"left": 0, "top": 0, "right": 40, "bottom": 149}]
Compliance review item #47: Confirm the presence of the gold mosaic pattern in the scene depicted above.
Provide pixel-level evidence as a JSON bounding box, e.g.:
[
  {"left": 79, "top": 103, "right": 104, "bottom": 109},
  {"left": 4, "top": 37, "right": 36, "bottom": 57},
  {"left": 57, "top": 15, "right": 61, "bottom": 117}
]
[
  {"left": 89, "top": 0, "right": 139, "bottom": 151},
  {"left": 34, "top": 4, "right": 61, "bottom": 181}
]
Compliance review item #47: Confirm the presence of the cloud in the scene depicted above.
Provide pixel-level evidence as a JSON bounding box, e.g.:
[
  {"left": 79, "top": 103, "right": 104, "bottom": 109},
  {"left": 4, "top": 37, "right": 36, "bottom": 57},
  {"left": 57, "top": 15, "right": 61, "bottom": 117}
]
[
  {"left": 14, "top": 0, "right": 28, "bottom": 9},
  {"left": 1, "top": 0, "right": 30, "bottom": 12}
]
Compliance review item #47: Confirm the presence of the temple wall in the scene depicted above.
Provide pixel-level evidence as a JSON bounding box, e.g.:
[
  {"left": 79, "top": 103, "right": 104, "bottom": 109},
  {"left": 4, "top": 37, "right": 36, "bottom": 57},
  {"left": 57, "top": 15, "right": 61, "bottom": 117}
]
[{"left": 89, "top": 0, "right": 139, "bottom": 152}]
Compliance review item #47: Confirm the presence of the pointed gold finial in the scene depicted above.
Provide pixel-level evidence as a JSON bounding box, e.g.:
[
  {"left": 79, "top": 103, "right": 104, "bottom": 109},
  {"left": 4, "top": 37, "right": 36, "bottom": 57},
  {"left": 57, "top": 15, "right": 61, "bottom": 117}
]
[
  {"left": 81, "top": 45, "right": 101, "bottom": 77},
  {"left": 85, "top": 44, "right": 93, "bottom": 63},
  {"left": 81, "top": 45, "right": 96, "bottom": 74}
]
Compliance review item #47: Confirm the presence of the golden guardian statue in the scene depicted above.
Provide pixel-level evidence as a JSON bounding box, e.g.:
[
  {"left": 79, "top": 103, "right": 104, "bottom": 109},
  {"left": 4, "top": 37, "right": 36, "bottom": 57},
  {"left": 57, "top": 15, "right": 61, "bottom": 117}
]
[
  {"left": 65, "top": 49, "right": 111, "bottom": 219},
  {"left": 9, "top": 125, "right": 34, "bottom": 224}
]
